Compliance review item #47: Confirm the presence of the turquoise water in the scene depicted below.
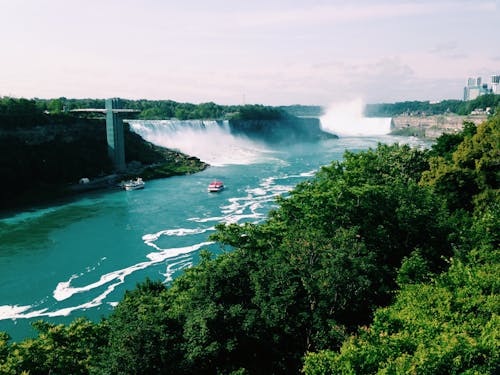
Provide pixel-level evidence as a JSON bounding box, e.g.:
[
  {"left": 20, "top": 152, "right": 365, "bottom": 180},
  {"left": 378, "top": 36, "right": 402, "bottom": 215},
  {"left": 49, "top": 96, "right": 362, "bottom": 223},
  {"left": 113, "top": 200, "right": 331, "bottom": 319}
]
[{"left": 0, "top": 129, "right": 426, "bottom": 340}]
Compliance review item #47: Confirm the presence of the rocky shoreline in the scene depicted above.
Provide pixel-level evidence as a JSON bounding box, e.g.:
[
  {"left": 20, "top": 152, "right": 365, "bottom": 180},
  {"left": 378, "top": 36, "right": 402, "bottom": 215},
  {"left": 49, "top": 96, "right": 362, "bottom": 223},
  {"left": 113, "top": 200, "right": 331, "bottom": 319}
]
[{"left": 68, "top": 154, "right": 209, "bottom": 194}]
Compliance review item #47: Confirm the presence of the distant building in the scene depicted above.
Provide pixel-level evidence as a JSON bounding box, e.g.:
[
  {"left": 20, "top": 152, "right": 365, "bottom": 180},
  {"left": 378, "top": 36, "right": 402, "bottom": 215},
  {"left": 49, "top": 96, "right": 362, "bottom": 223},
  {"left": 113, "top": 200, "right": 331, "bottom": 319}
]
[
  {"left": 463, "top": 75, "right": 498, "bottom": 101},
  {"left": 491, "top": 75, "right": 500, "bottom": 95}
]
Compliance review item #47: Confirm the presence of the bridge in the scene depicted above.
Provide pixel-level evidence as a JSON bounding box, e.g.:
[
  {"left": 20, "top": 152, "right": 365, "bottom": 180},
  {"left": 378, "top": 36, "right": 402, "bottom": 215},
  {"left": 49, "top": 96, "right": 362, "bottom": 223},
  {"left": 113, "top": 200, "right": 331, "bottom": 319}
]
[{"left": 71, "top": 99, "right": 139, "bottom": 172}]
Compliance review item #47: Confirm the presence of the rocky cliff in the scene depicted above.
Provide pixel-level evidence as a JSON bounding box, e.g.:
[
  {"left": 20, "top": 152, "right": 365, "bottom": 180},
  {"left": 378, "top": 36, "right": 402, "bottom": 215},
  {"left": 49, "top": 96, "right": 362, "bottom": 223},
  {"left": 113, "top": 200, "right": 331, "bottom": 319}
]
[
  {"left": 390, "top": 113, "right": 488, "bottom": 138},
  {"left": 228, "top": 116, "right": 336, "bottom": 143}
]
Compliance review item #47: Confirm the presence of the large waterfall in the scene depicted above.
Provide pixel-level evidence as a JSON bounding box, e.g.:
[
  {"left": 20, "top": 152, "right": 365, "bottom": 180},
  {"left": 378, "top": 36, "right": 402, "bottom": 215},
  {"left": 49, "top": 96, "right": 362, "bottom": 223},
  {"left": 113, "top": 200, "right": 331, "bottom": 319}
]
[
  {"left": 128, "top": 120, "right": 272, "bottom": 166},
  {"left": 320, "top": 99, "right": 391, "bottom": 137}
]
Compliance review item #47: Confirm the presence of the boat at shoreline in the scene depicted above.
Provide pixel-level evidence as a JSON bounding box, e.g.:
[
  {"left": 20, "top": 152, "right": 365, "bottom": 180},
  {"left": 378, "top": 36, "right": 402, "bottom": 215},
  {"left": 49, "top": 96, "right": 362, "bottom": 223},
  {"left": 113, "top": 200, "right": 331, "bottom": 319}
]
[
  {"left": 208, "top": 180, "right": 224, "bottom": 192},
  {"left": 121, "top": 177, "right": 145, "bottom": 191}
]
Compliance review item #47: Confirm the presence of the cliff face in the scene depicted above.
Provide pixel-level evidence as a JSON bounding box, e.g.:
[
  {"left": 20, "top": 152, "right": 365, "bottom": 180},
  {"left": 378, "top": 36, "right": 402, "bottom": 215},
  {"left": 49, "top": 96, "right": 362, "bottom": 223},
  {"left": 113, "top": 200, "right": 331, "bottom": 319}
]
[
  {"left": 391, "top": 114, "right": 488, "bottom": 138},
  {"left": 0, "top": 119, "right": 206, "bottom": 210},
  {"left": 228, "top": 116, "right": 336, "bottom": 143}
]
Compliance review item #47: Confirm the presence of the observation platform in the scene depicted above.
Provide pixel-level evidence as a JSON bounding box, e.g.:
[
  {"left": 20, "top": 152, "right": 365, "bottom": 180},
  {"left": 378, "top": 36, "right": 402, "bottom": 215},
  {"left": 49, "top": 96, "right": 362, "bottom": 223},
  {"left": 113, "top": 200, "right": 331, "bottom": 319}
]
[{"left": 70, "top": 108, "right": 140, "bottom": 114}]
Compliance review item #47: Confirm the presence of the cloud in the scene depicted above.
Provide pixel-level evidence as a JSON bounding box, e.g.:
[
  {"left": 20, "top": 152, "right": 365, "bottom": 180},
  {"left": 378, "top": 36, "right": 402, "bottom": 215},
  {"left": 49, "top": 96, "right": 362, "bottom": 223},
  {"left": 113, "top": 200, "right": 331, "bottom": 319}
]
[
  {"left": 227, "top": 1, "right": 497, "bottom": 28},
  {"left": 429, "top": 41, "right": 469, "bottom": 59}
]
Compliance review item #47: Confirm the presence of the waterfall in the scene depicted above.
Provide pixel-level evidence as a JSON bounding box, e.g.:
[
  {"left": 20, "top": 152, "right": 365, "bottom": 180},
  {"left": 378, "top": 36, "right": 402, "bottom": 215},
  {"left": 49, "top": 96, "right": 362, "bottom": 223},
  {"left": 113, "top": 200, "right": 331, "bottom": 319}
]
[
  {"left": 320, "top": 99, "right": 391, "bottom": 137},
  {"left": 128, "top": 119, "right": 271, "bottom": 166}
]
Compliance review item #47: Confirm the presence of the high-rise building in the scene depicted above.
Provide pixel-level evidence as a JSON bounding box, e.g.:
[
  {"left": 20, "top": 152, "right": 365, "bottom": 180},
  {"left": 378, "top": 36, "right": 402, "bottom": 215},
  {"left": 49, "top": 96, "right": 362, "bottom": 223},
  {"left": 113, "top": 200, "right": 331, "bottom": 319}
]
[
  {"left": 492, "top": 75, "right": 500, "bottom": 94},
  {"left": 463, "top": 75, "right": 497, "bottom": 101}
]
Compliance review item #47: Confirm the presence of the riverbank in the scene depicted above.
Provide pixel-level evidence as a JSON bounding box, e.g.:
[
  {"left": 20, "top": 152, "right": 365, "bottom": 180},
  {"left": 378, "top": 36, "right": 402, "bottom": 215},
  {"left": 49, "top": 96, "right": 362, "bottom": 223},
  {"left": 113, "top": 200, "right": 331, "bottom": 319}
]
[{"left": 68, "top": 153, "right": 208, "bottom": 194}]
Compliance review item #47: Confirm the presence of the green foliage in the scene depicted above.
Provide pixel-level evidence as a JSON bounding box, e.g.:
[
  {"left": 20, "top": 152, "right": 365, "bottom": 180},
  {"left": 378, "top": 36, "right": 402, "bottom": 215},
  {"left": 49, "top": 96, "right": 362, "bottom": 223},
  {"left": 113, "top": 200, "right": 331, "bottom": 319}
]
[
  {"left": 365, "top": 94, "right": 500, "bottom": 117},
  {"left": 1, "top": 96, "right": 288, "bottom": 123},
  {"left": 279, "top": 105, "right": 324, "bottom": 118},
  {"left": 429, "top": 132, "right": 466, "bottom": 160},
  {"left": 303, "top": 116, "right": 499, "bottom": 375},
  {"left": 421, "top": 112, "right": 499, "bottom": 212},
  {"left": 0, "top": 318, "right": 107, "bottom": 375},
  {"left": 396, "top": 249, "right": 432, "bottom": 286},
  {"left": 228, "top": 105, "right": 285, "bottom": 120},
  {"left": 0, "top": 97, "right": 48, "bottom": 129},
  {"left": 303, "top": 246, "right": 500, "bottom": 375},
  {"left": 96, "top": 279, "right": 185, "bottom": 374}
]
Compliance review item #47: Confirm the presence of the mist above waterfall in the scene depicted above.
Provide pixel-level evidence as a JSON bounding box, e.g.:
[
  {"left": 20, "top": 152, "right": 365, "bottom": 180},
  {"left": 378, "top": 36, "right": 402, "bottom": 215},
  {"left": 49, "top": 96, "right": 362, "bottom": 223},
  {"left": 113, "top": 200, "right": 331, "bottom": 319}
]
[
  {"left": 128, "top": 120, "right": 272, "bottom": 166},
  {"left": 320, "top": 99, "right": 391, "bottom": 137}
]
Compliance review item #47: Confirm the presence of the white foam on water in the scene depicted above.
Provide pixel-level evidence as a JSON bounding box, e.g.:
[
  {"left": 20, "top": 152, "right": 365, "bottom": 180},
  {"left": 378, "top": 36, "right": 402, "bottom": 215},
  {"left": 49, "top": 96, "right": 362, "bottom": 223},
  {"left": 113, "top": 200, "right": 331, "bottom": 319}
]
[
  {"left": 188, "top": 216, "right": 226, "bottom": 223},
  {"left": 142, "top": 228, "right": 209, "bottom": 243},
  {"left": 300, "top": 170, "right": 317, "bottom": 177},
  {"left": 320, "top": 99, "right": 391, "bottom": 137},
  {"left": 0, "top": 305, "right": 34, "bottom": 320},
  {"left": 1, "top": 238, "right": 214, "bottom": 321},
  {"left": 247, "top": 187, "right": 267, "bottom": 196},
  {"left": 145, "top": 241, "right": 214, "bottom": 262},
  {"left": 53, "top": 240, "right": 214, "bottom": 301},
  {"left": 163, "top": 257, "right": 194, "bottom": 283},
  {"left": 188, "top": 178, "right": 285, "bottom": 225}
]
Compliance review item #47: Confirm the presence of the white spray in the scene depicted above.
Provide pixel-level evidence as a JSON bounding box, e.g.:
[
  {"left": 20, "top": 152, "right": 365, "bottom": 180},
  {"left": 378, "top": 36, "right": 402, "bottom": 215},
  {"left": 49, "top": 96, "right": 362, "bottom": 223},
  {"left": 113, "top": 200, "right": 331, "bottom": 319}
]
[
  {"left": 128, "top": 120, "right": 271, "bottom": 166},
  {"left": 320, "top": 99, "right": 391, "bottom": 137}
]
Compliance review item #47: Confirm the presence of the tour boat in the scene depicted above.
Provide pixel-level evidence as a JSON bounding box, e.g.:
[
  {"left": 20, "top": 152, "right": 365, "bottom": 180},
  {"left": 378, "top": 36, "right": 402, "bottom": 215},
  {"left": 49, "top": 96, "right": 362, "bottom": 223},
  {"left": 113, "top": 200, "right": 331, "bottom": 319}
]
[
  {"left": 121, "top": 177, "right": 145, "bottom": 191},
  {"left": 208, "top": 180, "right": 224, "bottom": 192}
]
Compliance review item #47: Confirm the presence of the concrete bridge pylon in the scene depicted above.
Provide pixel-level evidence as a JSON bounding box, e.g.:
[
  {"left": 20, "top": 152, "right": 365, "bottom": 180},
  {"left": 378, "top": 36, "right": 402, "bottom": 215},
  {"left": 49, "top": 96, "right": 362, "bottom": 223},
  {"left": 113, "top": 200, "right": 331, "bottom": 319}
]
[{"left": 105, "top": 98, "right": 126, "bottom": 172}]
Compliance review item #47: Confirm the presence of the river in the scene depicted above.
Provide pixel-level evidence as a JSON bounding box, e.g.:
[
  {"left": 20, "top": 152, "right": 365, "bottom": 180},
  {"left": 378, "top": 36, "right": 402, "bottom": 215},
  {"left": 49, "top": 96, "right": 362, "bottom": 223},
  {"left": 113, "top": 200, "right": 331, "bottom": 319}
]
[{"left": 0, "top": 117, "right": 427, "bottom": 341}]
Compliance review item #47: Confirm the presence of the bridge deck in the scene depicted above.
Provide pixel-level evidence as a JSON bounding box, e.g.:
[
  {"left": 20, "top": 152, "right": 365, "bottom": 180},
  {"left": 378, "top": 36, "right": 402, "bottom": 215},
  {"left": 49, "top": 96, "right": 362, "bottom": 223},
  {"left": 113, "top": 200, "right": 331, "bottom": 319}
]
[{"left": 70, "top": 108, "right": 140, "bottom": 113}]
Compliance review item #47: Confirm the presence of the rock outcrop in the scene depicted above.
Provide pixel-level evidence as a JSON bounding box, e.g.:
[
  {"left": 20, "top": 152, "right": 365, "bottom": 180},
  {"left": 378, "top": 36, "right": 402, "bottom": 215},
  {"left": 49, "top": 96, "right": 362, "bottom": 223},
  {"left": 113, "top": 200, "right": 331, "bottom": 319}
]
[{"left": 391, "top": 114, "right": 488, "bottom": 138}]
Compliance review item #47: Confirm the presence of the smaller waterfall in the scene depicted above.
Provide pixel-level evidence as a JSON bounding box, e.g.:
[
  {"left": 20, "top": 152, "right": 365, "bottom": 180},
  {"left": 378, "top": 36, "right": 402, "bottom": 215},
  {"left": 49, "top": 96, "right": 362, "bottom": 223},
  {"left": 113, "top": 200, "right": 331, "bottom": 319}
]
[
  {"left": 320, "top": 99, "right": 391, "bottom": 137},
  {"left": 128, "top": 119, "right": 270, "bottom": 166}
]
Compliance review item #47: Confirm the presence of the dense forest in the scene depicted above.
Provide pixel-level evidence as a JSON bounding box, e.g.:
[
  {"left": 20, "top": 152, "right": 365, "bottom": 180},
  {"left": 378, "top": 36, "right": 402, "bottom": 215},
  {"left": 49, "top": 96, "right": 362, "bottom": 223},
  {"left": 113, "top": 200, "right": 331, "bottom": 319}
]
[
  {"left": 0, "top": 97, "right": 286, "bottom": 124},
  {"left": 0, "top": 105, "right": 498, "bottom": 373}
]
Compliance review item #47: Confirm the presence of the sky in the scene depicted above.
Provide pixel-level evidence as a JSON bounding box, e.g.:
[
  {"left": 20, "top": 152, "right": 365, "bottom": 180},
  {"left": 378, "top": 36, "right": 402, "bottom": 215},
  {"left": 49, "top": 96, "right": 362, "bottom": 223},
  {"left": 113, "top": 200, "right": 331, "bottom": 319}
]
[{"left": 1, "top": 0, "right": 499, "bottom": 105}]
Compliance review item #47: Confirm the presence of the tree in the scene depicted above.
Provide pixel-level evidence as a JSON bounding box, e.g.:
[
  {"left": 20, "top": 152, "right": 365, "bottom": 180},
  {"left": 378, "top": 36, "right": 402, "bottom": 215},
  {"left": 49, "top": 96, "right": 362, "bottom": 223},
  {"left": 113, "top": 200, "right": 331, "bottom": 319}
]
[
  {"left": 421, "top": 112, "right": 499, "bottom": 212},
  {"left": 96, "top": 279, "right": 185, "bottom": 375},
  {"left": 0, "top": 318, "right": 107, "bottom": 375},
  {"left": 303, "top": 245, "right": 500, "bottom": 375}
]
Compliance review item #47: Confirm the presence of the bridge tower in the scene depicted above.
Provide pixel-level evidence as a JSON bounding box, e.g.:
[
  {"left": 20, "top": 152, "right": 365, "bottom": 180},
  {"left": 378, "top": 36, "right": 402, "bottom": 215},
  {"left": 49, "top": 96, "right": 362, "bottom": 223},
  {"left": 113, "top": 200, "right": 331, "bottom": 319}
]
[
  {"left": 70, "top": 100, "right": 138, "bottom": 172},
  {"left": 105, "top": 98, "right": 126, "bottom": 172}
]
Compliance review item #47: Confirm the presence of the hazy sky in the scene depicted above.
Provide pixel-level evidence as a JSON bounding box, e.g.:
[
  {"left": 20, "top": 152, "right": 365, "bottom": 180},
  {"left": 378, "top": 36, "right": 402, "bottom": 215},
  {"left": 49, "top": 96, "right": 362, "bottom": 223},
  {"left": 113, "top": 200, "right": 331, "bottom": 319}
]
[{"left": 1, "top": 0, "right": 499, "bottom": 105}]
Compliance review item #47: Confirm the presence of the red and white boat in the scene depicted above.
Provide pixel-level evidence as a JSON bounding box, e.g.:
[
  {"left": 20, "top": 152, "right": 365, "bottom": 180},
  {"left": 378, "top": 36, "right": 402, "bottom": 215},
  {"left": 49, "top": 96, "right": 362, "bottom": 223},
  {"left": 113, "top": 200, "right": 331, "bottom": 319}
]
[{"left": 208, "top": 180, "right": 224, "bottom": 192}]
